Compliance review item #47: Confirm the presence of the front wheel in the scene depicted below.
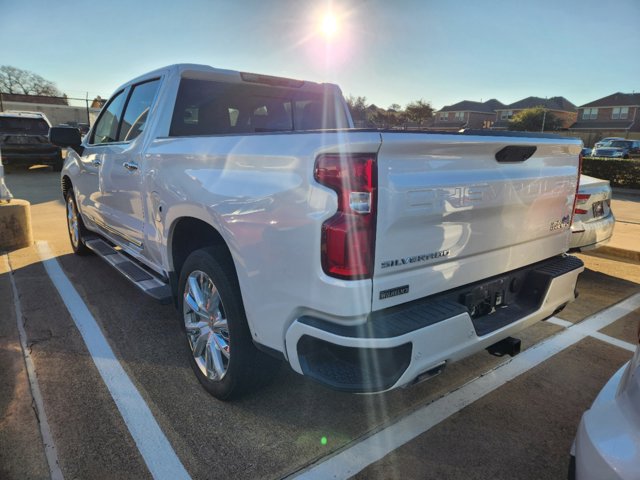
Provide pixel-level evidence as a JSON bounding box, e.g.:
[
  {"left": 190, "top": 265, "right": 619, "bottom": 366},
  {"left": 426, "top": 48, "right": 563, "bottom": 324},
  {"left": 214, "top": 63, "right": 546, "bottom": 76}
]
[
  {"left": 178, "top": 248, "right": 279, "bottom": 400},
  {"left": 65, "top": 189, "right": 90, "bottom": 255}
]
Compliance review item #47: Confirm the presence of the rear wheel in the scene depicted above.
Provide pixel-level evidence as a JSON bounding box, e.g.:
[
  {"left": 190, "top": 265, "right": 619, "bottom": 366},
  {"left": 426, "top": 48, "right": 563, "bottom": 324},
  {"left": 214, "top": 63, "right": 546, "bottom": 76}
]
[
  {"left": 65, "top": 189, "right": 90, "bottom": 255},
  {"left": 178, "top": 247, "right": 279, "bottom": 400}
]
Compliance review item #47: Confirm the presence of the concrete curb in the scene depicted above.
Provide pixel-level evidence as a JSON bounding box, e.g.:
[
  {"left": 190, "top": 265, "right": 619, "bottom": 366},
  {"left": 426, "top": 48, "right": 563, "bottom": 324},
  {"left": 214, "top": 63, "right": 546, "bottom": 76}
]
[
  {"left": 583, "top": 246, "right": 640, "bottom": 264},
  {"left": 612, "top": 187, "right": 640, "bottom": 197}
]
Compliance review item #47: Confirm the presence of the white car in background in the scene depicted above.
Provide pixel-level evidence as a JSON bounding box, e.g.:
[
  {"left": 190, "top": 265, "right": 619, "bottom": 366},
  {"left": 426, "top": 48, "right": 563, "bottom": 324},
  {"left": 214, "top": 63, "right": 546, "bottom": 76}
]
[
  {"left": 570, "top": 325, "right": 640, "bottom": 479},
  {"left": 569, "top": 175, "right": 615, "bottom": 251}
]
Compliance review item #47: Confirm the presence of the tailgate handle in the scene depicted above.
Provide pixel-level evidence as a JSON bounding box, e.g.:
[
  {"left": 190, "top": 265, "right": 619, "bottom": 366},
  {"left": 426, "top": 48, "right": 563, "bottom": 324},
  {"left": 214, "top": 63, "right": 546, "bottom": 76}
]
[{"left": 495, "top": 145, "right": 537, "bottom": 163}]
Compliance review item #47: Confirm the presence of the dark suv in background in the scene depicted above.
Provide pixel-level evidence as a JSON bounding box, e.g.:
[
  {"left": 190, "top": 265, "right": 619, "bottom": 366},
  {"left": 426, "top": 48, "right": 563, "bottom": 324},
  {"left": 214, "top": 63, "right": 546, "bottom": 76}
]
[
  {"left": 0, "top": 111, "right": 63, "bottom": 171},
  {"left": 591, "top": 139, "right": 640, "bottom": 159}
]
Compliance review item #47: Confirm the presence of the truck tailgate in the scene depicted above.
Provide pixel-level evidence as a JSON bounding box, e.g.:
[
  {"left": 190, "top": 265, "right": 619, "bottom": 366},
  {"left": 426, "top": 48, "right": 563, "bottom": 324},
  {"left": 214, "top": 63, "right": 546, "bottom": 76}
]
[{"left": 372, "top": 132, "right": 582, "bottom": 311}]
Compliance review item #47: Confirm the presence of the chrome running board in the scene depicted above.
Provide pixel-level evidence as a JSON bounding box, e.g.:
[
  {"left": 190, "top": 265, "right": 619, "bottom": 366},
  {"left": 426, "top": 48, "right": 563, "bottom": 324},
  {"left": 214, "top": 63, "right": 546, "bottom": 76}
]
[{"left": 84, "top": 237, "right": 172, "bottom": 304}]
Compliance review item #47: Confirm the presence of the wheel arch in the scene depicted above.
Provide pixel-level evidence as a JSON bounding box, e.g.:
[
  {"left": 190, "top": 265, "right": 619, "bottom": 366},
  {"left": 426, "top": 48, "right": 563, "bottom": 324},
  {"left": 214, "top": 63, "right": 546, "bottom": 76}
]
[
  {"left": 168, "top": 217, "right": 237, "bottom": 300},
  {"left": 61, "top": 174, "right": 72, "bottom": 199}
]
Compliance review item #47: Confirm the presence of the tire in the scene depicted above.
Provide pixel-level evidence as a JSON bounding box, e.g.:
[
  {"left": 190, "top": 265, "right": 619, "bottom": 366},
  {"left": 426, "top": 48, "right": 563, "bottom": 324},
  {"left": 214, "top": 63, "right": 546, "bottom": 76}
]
[
  {"left": 178, "top": 247, "right": 280, "bottom": 400},
  {"left": 65, "top": 189, "right": 91, "bottom": 255}
]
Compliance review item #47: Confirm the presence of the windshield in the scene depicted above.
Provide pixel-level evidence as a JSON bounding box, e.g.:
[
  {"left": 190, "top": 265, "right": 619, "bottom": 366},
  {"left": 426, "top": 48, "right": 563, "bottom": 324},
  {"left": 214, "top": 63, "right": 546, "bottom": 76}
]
[{"left": 0, "top": 117, "right": 49, "bottom": 135}]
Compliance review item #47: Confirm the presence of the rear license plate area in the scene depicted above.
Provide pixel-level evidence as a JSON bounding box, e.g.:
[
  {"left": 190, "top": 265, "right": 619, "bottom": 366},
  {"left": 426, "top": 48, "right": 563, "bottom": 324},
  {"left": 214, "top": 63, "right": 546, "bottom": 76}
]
[{"left": 592, "top": 201, "right": 604, "bottom": 218}]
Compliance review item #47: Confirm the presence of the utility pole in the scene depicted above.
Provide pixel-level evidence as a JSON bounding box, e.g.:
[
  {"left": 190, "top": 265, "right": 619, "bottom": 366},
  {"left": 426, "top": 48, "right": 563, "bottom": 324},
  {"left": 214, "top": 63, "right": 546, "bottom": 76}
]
[
  {"left": 85, "top": 92, "right": 90, "bottom": 126},
  {"left": 541, "top": 109, "right": 547, "bottom": 132}
]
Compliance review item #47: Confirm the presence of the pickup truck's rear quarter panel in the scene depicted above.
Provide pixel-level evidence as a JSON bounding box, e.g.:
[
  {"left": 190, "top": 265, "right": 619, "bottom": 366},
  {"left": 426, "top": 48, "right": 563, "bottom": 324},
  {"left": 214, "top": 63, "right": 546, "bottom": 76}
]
[
  {"left": 373, "top": 133, "right": 582, "bottom": 311},
  {"left": 146, "top": 131, "right": 382, "bottom": 350}
]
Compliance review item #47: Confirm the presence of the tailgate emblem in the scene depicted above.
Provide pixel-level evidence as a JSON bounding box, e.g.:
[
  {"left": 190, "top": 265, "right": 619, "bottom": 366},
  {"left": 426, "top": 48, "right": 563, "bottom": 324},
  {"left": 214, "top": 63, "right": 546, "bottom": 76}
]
[
  {"left": 550, "top": 215, "right": 571, "bottom": 231},
  {"left": 380, "top": 285, "right": 409, "bottom": 300}
]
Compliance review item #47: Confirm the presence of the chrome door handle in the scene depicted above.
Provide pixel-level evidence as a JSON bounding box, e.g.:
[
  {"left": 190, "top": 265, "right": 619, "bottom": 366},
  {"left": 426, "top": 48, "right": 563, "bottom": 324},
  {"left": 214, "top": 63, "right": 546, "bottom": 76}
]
[
  {"left": 123, "top": 161, "right": 139, "bottom": 171},
  {"left": 92, "top": 159, "right": 102, "bottom": 166}
]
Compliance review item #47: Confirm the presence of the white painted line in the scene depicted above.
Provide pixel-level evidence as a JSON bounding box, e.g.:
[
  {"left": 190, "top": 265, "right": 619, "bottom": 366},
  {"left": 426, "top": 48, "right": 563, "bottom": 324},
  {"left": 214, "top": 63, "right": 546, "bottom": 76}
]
[
  {"left": 547, "top": 316, "right": 573, "bottom": 328},
  {"left": 578, "top": 294, "right": 640, "bottom": 332},
  {"left": 295, "top": 293, "right": 640, "bottom": 480},
  {"left": 547, "top": 297, "right": 640, "bottom": 353},
  {"left": 35, "top": 241, "right": 191, "bottom": 480},
  {"left": 589, "top": 332, "right": 637, "bottom": 353},
  {"left": 5, "top": 253, "right": 64, "bottom": 480}
]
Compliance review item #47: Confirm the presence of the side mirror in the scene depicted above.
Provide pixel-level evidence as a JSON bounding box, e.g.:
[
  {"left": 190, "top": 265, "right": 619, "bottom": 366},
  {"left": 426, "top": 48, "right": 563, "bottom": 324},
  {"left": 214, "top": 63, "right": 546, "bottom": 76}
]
[{"left": 49, "top": 126, "right": 83, "bottom": 154}]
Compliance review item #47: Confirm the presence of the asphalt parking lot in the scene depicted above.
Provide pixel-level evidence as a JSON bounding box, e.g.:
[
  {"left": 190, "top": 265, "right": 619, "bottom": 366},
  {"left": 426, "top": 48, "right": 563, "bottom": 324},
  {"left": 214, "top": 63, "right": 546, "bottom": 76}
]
[{"left": 1, "top": 167, "right": 639, "bottom": 480}]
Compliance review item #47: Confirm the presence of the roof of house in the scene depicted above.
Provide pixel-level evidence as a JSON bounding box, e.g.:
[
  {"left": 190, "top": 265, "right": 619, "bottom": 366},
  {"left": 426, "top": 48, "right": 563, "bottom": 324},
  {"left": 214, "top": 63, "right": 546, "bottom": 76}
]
[
  {"left": 439, "top": 98, "right": 505, "bottom": 113},
  {"left": 579, "top": 92, "right": 640, "bottom": 108},
  {"left": 498, "top": 96, "right": 577, "bottom": 112},
  {"left": 0, "top": 93, "right": 67, "bottom": 105},
  {"left": 569, "top": 120, "right": 640, "bottom": 132}
]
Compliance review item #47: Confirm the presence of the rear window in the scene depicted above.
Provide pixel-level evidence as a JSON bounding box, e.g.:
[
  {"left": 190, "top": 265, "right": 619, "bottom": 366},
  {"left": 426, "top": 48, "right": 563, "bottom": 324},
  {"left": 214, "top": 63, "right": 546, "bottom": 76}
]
[
  {"left": 0, "top": 117, "right": 49, "bottom": 135},
  {"left": 169, "top": 78, "right": 349, "bottom": 136}
]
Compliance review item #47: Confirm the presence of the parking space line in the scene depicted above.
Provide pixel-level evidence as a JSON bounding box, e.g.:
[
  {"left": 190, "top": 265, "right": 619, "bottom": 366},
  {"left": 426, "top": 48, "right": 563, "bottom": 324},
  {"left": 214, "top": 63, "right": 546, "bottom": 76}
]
[
  {"left": 294, "top": 293, "right": 640, "bottom": 480},
  {"left": 548, "top": 316, "right": 637, "bottom": 352},
  {"left": 35, "top": 241, "right": 191, "bottom": 480},
  {"left": 5, "top": 254, "right": 64, "bottom": 480},
  {"left": 586, "top": 331, "right": 636, "bottom": 353},
  {"left": 547, "top": 317, "right": 573, "bottom": 328}
]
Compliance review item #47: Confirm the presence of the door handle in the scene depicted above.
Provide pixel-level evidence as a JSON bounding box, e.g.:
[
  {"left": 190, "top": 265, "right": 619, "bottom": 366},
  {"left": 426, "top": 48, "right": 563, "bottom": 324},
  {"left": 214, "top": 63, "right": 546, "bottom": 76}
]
[
  {"left": 123, "top": 161, "right": 139, "bottom": 171},
  {"left": 92, "top": 159, "right": 102, "bottom": 167}
]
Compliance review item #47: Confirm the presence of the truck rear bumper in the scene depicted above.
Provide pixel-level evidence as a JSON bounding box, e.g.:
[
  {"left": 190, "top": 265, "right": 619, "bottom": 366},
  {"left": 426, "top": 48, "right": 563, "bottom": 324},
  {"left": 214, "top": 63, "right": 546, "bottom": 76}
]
[{"left": 285, "top": 255, "right": 584, "bottom": 393}]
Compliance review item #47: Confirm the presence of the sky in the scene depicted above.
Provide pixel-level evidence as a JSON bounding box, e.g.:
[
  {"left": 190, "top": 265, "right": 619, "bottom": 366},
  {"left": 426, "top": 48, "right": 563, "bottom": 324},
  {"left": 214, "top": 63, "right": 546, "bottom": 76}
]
[{"left": 1, "top": 0, "right": 639, "bottom": 110}]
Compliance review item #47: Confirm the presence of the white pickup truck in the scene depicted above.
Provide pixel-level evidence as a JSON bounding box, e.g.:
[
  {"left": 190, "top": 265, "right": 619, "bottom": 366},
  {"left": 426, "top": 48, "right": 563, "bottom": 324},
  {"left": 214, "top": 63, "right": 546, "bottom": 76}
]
[{"left": 51, "top": 64, "right": 584, "bottom": 400}]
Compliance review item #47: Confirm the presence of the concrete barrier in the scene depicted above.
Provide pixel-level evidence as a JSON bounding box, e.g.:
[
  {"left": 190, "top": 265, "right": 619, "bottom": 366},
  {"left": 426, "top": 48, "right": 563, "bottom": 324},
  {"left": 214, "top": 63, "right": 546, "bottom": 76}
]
[{"left": 0, "top": 199, "right": 33, "bottom": 252}]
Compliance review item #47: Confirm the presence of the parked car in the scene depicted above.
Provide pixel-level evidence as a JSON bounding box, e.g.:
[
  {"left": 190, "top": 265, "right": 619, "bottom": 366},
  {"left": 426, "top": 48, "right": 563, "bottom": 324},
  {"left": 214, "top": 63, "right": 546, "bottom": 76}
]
[
  {"left": 594, "top": 137, "right": 626, "bottom": 149},
  {"left": 591, "top": 140, "right": 640, "bottom": 159},
  {"left": 0, "top": 111, "right": 63, "bottom": 171},
  {"left": 569, "top": 323, "right": 640, "bottom": 479},
  {"left": 570, "top": 175, "right": 615, "bottom": 251},
  {"left": 581, "top": 147, "right": 593, "bottom": 157}
]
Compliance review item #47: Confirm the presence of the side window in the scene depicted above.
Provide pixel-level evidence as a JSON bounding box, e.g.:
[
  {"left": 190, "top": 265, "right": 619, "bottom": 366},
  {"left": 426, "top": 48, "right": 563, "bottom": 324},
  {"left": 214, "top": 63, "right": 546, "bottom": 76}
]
[
  {"left": 118, "top": 79, "right": 161, "bottom": 142},
  {"left": 91, "top": 90, "right": 127, "bottom": 144}
]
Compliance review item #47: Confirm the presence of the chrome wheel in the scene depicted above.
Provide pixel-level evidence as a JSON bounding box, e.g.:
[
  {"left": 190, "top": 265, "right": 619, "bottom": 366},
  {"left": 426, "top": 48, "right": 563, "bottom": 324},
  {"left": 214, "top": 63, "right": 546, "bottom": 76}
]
[
  {"left": 67, "top": 195, "right": 80, "bottom": 249},
  {"left": 182, "top": 270, "right": 230, "bottom": 381}
]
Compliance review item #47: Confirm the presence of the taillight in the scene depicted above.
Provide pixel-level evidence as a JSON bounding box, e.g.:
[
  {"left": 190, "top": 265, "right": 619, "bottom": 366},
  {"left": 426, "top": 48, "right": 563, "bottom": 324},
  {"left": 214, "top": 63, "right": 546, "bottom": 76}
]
[
  {"left": 570, "top": 153, "right": 583, "bottom": 225},
  {"left": 574, "top": 193, "right": 590, "bottom": 215},
  {"left": 314, "top": 153, "right": 377, "bottom": 279}
]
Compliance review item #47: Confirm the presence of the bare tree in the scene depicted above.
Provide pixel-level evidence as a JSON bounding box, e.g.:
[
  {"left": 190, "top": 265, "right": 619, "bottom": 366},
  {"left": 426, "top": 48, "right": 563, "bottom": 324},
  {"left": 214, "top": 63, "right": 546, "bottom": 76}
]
[{"left": 0, "top": 65, "right": 63, "bottom": 96}]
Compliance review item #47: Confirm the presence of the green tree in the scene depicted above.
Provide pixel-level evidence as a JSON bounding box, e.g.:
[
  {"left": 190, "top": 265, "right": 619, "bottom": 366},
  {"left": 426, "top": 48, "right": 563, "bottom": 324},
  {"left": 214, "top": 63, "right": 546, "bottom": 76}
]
[
  {"left": 508, "top": 107, "right": 560, "bottom": 132},
  {"left": 0, "top": 66, "right": 63, "bottom": 97},
  {"left": 346, "top": 95, "right": 368, "bottom": 125},
  {"left": 405, "top": 99, "right": 433, "bottom": 125}
]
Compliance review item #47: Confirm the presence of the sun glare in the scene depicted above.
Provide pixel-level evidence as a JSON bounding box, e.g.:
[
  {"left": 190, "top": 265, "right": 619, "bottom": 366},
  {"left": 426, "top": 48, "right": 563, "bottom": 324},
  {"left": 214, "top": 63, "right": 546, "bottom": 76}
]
[{"left": 320, "top": 12, "right": 338, "bottom": 38}]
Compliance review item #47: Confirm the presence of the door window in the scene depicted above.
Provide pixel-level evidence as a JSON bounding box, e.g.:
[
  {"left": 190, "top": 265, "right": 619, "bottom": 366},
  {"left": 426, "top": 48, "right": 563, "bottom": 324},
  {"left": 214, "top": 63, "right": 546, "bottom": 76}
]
[
  {"left": 118, "top": 79, "right": 161, "bottom": 142},
  {"left": 91, "top": 90, "right": 127, "bottom": 144}
]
